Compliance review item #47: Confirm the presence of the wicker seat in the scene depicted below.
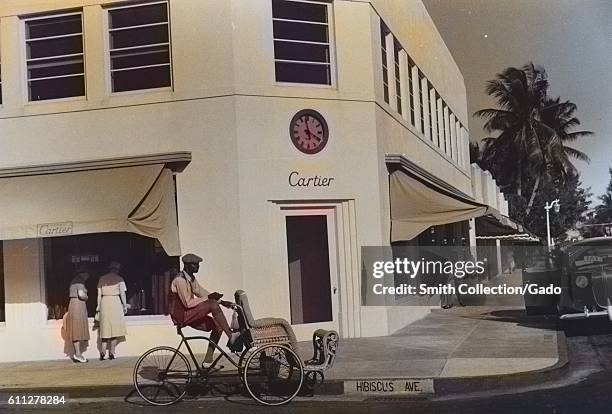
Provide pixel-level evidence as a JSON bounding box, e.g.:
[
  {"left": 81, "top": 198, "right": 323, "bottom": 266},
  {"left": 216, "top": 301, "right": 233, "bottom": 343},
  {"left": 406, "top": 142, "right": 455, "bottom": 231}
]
[
  {"left": 234, "top": 290, "right": 298, "bottom": 349},
  {"left": 233, "top": 290, "right": 339, "bottom": 374}
]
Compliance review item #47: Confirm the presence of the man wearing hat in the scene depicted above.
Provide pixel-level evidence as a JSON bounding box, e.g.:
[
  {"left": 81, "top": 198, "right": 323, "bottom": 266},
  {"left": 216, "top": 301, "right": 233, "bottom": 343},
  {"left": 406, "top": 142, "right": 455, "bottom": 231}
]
[{"left": 169, "top": 253, "right": 239, "bottom": 364}]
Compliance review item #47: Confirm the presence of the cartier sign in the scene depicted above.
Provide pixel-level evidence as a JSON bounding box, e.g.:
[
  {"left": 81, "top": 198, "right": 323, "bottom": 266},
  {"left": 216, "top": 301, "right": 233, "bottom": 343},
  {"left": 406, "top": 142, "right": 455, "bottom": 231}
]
[
  {"left": 288, "top": 171, "right": 334, "bottom": 187},
  {"left": 38, "top": 222, "right": 74, "bottom": 237}
]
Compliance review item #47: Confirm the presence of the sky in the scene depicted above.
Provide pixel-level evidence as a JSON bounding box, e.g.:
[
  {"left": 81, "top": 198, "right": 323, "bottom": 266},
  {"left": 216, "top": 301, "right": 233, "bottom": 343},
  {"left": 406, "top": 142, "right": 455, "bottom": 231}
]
[{"left": 422, "top": 0, "right": 612, "bottom": 203}]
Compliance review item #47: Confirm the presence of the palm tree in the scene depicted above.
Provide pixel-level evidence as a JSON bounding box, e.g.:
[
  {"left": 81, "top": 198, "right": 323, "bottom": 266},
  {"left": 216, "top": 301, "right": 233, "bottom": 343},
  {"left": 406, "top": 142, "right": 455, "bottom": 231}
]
[
  {"left": 475, "top": 63, "right": 591, "bottom": 216},
  {"left": 469, "top": 141, "right": 483, "bottom": 166},
  {"left": 595, "top": 168, "right": 612, "bottom": 223},
  {"left": 475, "top": 63, "right": 549, "bottom": 198},
  {"left": 525, "top": 97, "right": 591, "bottom": 214},
  {"left": 598, "top": 193, "right": 612, "bottom": 223}
]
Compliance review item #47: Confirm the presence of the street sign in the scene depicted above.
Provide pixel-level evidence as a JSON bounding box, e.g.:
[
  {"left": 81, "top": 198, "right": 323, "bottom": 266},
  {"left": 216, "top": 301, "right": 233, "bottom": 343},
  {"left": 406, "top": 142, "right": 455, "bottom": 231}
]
[{"left": 345, "top": 378, "right": 434, "bottom": 395}]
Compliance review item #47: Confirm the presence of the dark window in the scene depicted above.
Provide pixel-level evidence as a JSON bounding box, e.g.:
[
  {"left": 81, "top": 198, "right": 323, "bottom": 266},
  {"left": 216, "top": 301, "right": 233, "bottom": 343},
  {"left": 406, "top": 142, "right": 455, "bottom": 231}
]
[
  {"left": 272, "top": 0, "right": 327, "bottom": 22},
  {"left": 394, "top": 40, "right": 402, "bottom": 115},
  {"left": 442, "top": 102, "right": 448, "bottom": 153},
  {"left": 108, "top": 1, "right": 171, "bottom": 92},
  {"left": 434, "top": 92, "right": 441, "bottom": 148},
  {"left": 108, "top": 2, "right": 168, "bottom": 28},
  {"left": 275, "top": 61, "right": 330, "bottom": 84},
  {"left": 25, "top": 13, "right": 85, "bottom": 101},
  {"left": 380, "top": 21, "right": 389, "bottom": 103},
  {"left": 418, "top": 70, "right": 426, "bottom": 134},
  {"left": 112, "top": 65, "right": 171, "bottom": 92},
  {"left": 273, "top": 20, "right": 328, "bottom": 43},
  {"left": 408, "top": 58, "right": 416, "bottom": 126},
  {"left": 110, "top": 25, "right": 169, "bottom": 49},
  {"left": 450, "top": 112, "right": 456, "bottom": 160},
  {"left": 274, "top": 41, "right": 328, "bottom": 63},
  {"left": 26, "top": 13, "right": 82, "bottom": 38},
  {"left": 44, "top": 233, "right": 179, "bottom": 320},
  {"left": 428, "top": 88, "right": 434, "bottom": 142},
  {"left": 273, "top": 0, "right": 332, "bottom": 85},
  {"left": 29, "top": 76, "right": 85, "bottom": 101}
]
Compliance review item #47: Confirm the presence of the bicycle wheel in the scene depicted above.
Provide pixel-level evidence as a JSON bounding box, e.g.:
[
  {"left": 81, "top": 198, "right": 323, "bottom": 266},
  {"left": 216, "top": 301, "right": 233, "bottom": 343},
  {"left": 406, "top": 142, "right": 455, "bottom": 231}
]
[
  {"left": 238, "top": 347, "right": 255, "bottom": 377},
  {"left": 133, "top": 346, "right": 192, "bottom": 406},
  {"left": 243, "top": 343, "right": 303, "bottom": 406}
]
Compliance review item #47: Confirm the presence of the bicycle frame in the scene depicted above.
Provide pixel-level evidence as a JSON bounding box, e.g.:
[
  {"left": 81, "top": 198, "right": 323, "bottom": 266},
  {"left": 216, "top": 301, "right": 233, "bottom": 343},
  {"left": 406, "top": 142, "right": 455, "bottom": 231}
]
[{"left": 173, "top": 334, "right": 244, "bottom": 377}]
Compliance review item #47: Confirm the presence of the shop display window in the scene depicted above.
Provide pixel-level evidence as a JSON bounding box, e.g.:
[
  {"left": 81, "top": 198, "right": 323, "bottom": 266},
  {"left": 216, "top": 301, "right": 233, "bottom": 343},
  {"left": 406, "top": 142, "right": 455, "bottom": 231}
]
[{"left": 44, "top": 233, "right": 178, "bottom": 320}]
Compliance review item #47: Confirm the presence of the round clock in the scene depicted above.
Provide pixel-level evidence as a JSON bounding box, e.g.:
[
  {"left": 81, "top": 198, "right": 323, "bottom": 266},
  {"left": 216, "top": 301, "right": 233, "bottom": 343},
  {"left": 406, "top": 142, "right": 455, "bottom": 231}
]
[{"left": 289, "top": 109, "right": 329, "bottom": 155}]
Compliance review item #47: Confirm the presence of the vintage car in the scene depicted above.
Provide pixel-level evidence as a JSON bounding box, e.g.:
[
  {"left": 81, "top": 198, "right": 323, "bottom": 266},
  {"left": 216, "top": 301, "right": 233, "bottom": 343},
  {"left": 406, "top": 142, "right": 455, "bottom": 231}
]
[{"left": 557, "top": 237, "right": 612, "bottom": 321}]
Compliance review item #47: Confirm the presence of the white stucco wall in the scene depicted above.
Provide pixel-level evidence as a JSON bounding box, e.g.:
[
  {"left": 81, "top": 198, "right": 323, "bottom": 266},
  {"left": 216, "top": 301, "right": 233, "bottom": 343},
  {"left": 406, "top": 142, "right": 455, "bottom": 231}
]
[{"left": 0, "top": 0, "right": 472, "bottom": 360}]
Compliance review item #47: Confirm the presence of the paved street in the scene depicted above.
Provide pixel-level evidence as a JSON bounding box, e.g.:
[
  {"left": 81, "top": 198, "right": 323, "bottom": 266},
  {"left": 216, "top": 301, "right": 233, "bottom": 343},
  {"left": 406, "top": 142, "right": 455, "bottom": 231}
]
[{"left": 2, "top": 369, "right": 612, "bottom": 414}]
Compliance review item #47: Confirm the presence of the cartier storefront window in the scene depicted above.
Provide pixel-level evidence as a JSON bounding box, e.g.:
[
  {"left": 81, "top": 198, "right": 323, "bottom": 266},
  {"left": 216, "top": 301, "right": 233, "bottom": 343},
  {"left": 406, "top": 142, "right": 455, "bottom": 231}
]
[{"left": 44, "top": 233, "right": 178, "bottom": 320}]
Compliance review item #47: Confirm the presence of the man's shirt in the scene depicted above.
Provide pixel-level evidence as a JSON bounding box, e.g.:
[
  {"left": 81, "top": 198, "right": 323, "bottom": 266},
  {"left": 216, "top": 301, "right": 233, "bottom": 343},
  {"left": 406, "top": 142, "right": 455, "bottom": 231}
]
[{"left": 170, "top": 271, "right": 210, "bottom": 309}]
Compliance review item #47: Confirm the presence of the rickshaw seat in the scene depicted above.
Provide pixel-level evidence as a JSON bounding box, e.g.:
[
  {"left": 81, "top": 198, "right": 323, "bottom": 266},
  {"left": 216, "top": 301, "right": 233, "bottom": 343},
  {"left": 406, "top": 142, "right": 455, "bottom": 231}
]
[{"left": 234, "top": 290, "right": 298, "bottom": 349}]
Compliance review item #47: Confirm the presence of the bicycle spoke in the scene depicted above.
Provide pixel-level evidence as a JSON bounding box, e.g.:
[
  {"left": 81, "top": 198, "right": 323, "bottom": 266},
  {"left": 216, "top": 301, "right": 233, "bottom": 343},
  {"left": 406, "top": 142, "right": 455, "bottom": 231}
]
[
  {"left": 243, "top": 344, "right": 303, "bottom": 406},
  {"left": 134, "top": 346, "right": 191, "bottom": 406}
]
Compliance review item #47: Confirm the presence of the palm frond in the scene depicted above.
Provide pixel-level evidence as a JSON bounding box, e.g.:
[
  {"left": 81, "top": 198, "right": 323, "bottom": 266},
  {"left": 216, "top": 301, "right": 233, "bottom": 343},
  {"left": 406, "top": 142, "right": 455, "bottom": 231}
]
[
  {"left": 563, "top": 130, "right": 594, "bottom": 142},
  {"left": 562, "top": 146, "right": 591, "bottom": 163}
]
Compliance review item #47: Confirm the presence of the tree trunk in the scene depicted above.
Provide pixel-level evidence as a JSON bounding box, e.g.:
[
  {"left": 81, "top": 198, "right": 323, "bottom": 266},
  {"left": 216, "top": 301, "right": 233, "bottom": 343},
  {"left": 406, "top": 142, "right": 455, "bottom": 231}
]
[
  {"left": 517, "top": 158, "right": 522, "bottom": 197},
  {"left": 525, "top": 174, "right": 541, "bottom": 216}
]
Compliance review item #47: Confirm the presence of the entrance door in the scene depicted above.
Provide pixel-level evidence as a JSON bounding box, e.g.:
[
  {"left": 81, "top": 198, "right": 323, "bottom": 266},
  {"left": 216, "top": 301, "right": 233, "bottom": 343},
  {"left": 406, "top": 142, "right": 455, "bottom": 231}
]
[{"left": 282, "top": 210, "right": 339, "bottom": 336}]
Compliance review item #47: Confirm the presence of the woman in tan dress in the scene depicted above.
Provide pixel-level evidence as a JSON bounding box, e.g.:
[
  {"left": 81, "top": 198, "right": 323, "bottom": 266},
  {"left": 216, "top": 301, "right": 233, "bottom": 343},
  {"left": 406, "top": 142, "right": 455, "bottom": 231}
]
[
  {"left": 64, "top": 268, "right": 90, "bottom": 363},
  {"left": 96, "top": 262, "right": 127, "bottom": 360}
]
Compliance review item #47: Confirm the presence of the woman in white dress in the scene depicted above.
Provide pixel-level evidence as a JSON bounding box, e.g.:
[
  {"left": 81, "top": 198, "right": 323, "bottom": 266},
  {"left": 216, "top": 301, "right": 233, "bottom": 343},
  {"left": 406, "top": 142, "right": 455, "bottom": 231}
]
[{"left": 96, "top": 261, "right": 127, "bottom": 360}]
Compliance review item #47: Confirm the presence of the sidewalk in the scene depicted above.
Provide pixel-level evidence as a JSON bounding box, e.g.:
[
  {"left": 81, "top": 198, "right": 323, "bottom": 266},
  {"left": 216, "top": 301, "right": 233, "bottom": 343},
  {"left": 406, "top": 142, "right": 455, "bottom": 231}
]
[
  {"left": 0, "top": 304, "right": 566, "bottom": 397},
  {"left": 324, "top": 306, "right": 563, "bottom": 381}
]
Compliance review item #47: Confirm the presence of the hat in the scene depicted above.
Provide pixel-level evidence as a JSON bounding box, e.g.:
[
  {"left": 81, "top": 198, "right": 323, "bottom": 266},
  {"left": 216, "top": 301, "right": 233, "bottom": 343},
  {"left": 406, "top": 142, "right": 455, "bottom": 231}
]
[{"left": 182, "top": 253, "right": 203, "bottom": 264}]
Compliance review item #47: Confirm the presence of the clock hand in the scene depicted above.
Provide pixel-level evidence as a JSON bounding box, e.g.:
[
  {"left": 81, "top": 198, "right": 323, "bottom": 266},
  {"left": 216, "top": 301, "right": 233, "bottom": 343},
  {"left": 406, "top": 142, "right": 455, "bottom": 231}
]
[{"left": 306, "top": 124, "right": 321, "bottom": 141}]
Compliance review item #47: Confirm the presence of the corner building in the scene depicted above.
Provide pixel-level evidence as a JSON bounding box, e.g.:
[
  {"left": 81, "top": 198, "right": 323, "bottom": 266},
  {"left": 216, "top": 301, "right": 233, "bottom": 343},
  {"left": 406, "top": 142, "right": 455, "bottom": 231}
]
[{"left": 0, "top": 0, "right": 485, "bottom": 361}]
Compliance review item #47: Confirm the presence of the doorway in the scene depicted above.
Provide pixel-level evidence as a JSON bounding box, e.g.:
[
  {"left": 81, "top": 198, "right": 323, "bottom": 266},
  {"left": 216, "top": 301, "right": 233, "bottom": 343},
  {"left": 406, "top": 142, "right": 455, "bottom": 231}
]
[
  {"left": 286, "top": 215, "right": 333, "bottom": 324},
  {"left": 279, "top": 207, "right": 340, "bottom": 336}
]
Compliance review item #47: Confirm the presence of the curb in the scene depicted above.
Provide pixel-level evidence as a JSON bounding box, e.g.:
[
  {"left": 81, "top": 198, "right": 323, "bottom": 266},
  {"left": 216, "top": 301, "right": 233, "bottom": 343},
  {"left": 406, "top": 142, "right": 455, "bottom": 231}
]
[
  {"left": 433, "top": 330, "right": 569, "bottom": 396},
  {"left": 0, "top": 385, "right": 133, "bottom": 400},
  {"left": 0, "top": 331, "right": 570, "bottom": 399}
]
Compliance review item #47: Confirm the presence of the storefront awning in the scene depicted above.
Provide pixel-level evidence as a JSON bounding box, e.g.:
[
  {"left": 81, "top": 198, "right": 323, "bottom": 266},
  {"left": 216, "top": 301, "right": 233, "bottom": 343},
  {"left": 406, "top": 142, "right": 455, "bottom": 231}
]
[
  {"left": 475, "top": 214, "right": 523, "bottom": 237},
  {"left": 387, "top": 155, "right": 493, "bottom": 242},
  {"left": 0, "top": 152, "right": 190, "bottom": 256}
]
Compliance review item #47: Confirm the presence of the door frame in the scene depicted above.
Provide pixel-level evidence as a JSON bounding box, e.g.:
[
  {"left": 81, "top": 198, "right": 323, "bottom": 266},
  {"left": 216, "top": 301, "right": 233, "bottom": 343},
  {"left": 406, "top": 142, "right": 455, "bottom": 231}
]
[
  {"left": 269, "top": 200, "right": 361, "bottom": 339},
  {"left": 279, "top": 207, "right": 339, "bottom": 337}
]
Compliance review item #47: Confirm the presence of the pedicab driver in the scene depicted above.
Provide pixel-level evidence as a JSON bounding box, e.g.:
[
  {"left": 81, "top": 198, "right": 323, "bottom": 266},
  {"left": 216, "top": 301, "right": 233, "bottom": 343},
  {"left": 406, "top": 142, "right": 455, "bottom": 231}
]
[{"left": 169, "top": 253, "right": 240, "bottom": 366}]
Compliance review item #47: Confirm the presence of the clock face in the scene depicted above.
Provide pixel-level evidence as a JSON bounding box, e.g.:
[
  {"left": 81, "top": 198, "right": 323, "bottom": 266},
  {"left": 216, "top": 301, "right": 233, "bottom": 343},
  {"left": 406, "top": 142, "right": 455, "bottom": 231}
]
[{"left": 289, "top": 109, "right": 329, "bottom": 155}]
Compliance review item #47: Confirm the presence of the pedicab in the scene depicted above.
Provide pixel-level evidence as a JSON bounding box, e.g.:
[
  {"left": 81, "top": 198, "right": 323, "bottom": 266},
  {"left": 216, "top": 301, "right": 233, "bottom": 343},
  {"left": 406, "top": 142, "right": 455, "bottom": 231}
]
[{"left": 133, "top": 290, "right": 339, "bottom": 406}]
